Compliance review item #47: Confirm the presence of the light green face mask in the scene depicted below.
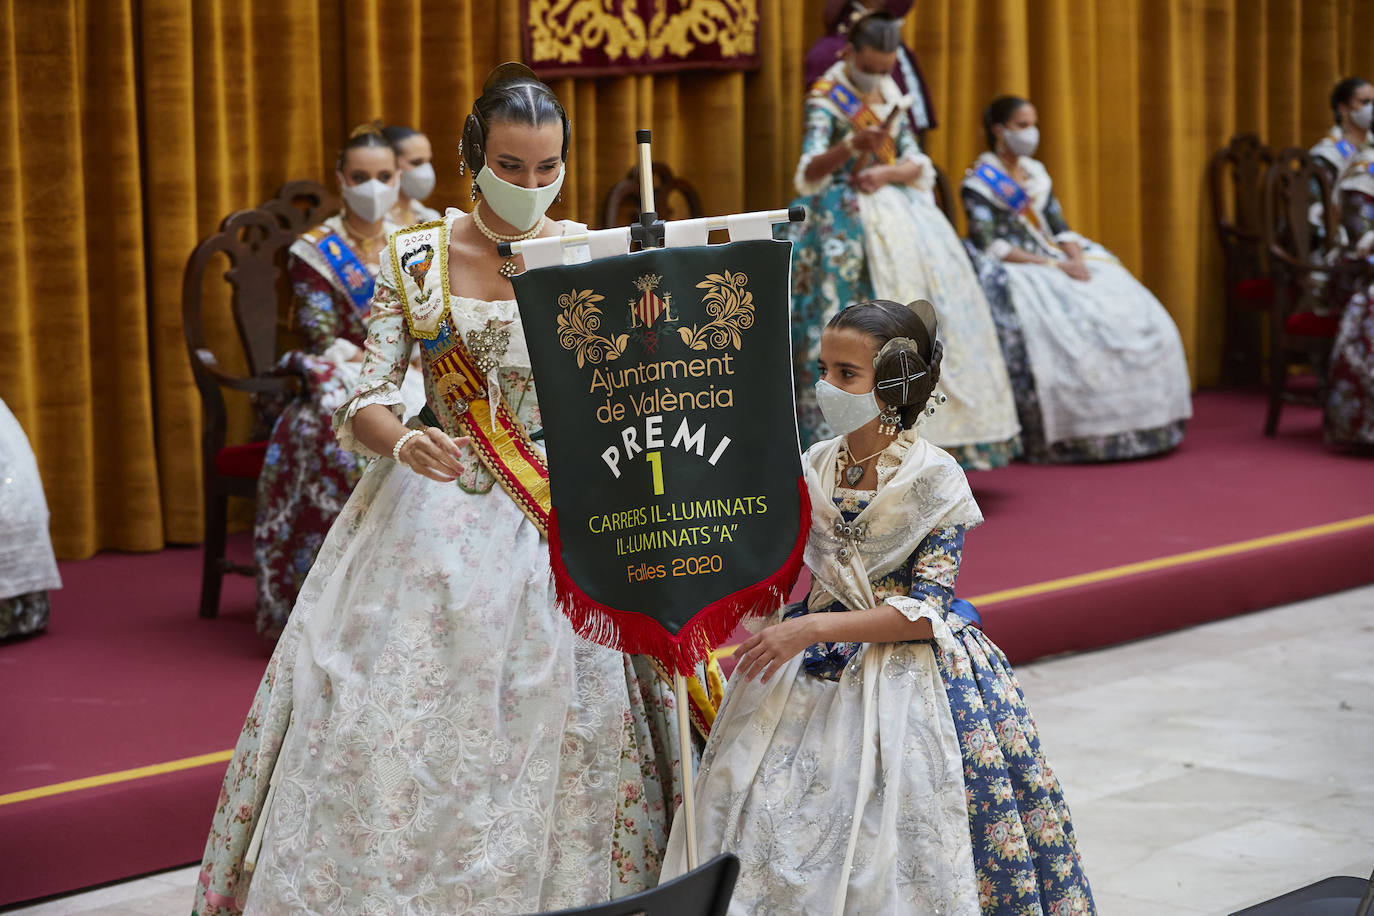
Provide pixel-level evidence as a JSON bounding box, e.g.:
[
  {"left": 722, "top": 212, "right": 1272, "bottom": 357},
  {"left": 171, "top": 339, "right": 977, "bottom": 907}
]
[{"left": 475, "top": 163, "right": 565, "bottom": 231}]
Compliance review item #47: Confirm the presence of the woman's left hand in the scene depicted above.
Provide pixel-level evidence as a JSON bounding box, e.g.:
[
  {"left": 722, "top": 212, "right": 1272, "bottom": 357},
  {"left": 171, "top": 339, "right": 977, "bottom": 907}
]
[
  {"left": 734, "top": 616, "right": 818, "bottom": 684},
  {"left": 1058, "top": 257, "right": 1091, "bottom": 282},
  {"left": 852, "top": 166, "right": 888, "bottom": 194}
]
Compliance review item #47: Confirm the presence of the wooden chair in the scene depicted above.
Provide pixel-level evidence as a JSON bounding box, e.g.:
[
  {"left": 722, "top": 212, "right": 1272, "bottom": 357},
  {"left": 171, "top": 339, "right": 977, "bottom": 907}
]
[
  {"left": 534, "top": 853, "right": 738, "bottom": 915},
  {"left": 262, "top": 179, "right": 341, "bottom": 236},
  {"left": 1210, "top": 133, "right": 1276, "bottom": 385},
  {"left": 602, "top": 161, "right": 705, "bottom": 230},
  {"left": 931, "top": 162, "right": 958, "bottom": 225},
  {"left": 1260, "top": 147, "right": 1344, "bottom": 436},
  {"left": 182, "top": 207, "right": 301, "bottom": 618}
]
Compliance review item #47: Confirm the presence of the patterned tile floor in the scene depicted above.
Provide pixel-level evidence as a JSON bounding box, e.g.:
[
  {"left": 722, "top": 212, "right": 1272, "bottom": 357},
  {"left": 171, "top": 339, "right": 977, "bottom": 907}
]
[{"left": 6, "top": 584, "right": 1373, "bottom": 916}]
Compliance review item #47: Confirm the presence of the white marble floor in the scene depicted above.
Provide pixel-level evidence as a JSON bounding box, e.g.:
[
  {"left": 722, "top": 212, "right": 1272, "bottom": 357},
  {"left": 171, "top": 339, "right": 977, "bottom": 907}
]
[{"left": 5, "top": 584, "right": 1373, "bottom": 915}]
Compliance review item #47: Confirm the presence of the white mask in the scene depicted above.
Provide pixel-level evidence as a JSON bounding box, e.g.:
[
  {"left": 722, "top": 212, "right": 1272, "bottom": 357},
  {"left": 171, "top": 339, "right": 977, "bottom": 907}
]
[
  {"left": 475, "top": 163, "right": 565, "bottom": 231},
  {"left": 399, "top": 162, "right": 436, "bottom": 201},
  {"left": 1351, "top": 102, "right": 1374, "bottom": 130},
  {"left": 340, "top": 178, "right": 399, "bottom": 223},
  {"left": 1002, "top": 126, "right": 1040, "bottom": 157},
  {"left": 815, "top": 379, "right": 881, "bottom": 435},
  {"left": 846, "top": 64, "right": 884, "bottom": 96}
]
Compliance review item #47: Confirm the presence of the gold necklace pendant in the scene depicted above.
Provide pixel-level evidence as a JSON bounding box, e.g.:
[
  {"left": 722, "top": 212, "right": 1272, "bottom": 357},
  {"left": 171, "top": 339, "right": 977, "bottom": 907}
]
[{"left": 472, "top": 205, "right": 546, "bottom": 278}]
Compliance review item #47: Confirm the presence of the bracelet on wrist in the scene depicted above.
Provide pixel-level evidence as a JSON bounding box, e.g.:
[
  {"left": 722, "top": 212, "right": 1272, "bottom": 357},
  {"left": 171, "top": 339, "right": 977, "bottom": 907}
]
[{"left": 392, "top": 428, "right": 425, "bottom": 463}]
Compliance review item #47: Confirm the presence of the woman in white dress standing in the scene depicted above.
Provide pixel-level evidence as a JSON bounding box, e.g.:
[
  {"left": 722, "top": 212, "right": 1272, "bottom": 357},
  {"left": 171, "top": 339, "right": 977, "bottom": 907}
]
[
  {"left": 962, "top": 96, "right": 1192, "bottom": 462},
  {"left": 193, "top": 65, "right": 686, "bottom": 915},
  {"left": 786, "top": 10, "right": 1020, "bottom": 469},
  {"left": 663, "top": 300, "right": 1094, "bottom": 915}
]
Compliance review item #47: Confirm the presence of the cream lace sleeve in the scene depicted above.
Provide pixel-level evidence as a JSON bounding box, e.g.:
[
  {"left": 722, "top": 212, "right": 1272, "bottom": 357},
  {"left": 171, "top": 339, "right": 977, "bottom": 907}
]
[
  {"left": 331, "top": 255, "right": 415, "bottom": 458},
  {"left": 895, "top": 114, "right": 936, "bottom": 193}
]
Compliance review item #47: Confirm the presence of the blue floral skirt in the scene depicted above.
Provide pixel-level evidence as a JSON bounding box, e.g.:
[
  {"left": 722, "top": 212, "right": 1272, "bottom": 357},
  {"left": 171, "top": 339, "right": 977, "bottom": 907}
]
[{"left": 937, "top": 612, "right": 1096, "bottom": 915}]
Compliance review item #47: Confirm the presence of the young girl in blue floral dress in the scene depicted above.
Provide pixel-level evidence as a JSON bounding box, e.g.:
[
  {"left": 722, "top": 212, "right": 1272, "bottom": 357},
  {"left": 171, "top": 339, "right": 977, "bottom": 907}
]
[{"left": 664, "top": 299, "right": 1094, "bottom": 915}]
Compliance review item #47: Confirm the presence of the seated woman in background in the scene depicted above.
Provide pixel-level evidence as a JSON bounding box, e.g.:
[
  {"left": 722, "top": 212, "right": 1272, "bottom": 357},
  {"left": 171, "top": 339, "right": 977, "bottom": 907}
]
[
  {"left": 253, "top": 124, "right": 426, "bottom": 638},
  {"left": 1326, "top": 149, "right": 1374, "bottom": 449},
  {"left": 962, "top": 96, "right": 1192, "bottom": 462},
  {"left": 803, "top": 0, "right": 936, "bottom": 145},
  {"left": 787, "top": 11, "right": 1020, "bottom": 469},
  {"left": 381, "top": 122, "right": 442, "bottom": 225},
  {"left": 0, "top": 398, "right": 60, "bottom": 640},
  {"left": 1312, "top": 77, "right": 1373, "bottom": 188}
]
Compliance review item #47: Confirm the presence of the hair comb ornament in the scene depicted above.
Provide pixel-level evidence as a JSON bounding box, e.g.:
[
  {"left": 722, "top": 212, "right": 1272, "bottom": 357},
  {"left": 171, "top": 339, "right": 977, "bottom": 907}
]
[
  {"left": 904, "top": 298, "right": 938, "bottom": 360},
  {"left": 874, "top": 338, "right": 928, "bottom": 405}
]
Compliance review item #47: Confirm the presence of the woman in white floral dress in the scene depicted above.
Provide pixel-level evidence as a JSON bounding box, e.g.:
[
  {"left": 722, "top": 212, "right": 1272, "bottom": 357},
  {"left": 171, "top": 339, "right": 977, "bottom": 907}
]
[{"left": 193, "top": 66, "right": 686, "bottom": 915}]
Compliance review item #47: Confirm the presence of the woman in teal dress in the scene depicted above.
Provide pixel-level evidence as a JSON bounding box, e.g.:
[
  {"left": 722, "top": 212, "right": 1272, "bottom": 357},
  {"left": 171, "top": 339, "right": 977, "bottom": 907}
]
[{"left": 785, "top": 11, "right": 1019, "bottom": 469}]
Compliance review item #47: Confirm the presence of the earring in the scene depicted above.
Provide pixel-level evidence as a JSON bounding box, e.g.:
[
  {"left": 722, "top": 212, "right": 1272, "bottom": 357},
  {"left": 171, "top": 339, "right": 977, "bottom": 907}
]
[
  {"left": 470, "top": 183, "right": 479, "bottom": 202},
  {"left": 457, "top": 140, "right": 466, "bottom": 177},
  {"left": 878, "top": 404, "right": 901, "bottom": 437},
  {"left": 555, "top": 191, "right": 563, "bottom": 204}
]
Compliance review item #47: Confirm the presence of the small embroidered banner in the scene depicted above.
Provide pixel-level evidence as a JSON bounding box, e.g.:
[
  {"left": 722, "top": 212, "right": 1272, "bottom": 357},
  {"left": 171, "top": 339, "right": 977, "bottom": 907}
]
[
  {"left": 521, "top": 0, "right": 760, "bottom": 78},
  {"left": 512, "top": 239, "right": 807, "bottom": 673}
]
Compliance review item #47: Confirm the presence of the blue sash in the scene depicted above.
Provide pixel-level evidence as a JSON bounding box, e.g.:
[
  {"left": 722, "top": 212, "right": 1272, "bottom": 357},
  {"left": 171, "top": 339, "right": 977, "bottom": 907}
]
[
  {"left": 1337, "top": 138, "right": 1356, "bottom": 159},
  {"left": 826, "top": 81, "right": 863, "bottom": 120},
  {"left": 314, "top": 231, "right": 374, "bottom": 311},
  {"left": 975, "top": 161, "right": 1031, "bottom": 213},
  {"left": 813, "top": 77, "right": 896, "bottom": 163}
]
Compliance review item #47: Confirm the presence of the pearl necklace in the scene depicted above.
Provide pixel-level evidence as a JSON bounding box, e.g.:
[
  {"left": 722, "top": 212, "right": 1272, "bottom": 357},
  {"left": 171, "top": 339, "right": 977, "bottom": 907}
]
[{"left": 471, "top": 205, "right": 547, "bottom": 277}]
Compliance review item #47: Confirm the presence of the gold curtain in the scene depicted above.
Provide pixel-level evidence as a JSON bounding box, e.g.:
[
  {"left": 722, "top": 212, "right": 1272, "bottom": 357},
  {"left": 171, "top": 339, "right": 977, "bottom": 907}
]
[{"left": 0, "top": 0, "right": 1370, "bottom": 558}]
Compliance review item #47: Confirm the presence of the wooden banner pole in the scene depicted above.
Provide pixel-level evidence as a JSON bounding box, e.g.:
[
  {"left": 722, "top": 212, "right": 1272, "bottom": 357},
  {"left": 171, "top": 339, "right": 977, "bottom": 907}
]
[{"left": 674, "top": 672, "right": 699, "bottom": 871}]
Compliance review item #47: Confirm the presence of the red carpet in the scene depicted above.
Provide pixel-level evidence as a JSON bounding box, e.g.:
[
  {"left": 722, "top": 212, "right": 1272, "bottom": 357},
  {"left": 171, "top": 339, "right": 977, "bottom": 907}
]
[{"left": 1, "top": 390, "right": 1372, "bottom": 906}]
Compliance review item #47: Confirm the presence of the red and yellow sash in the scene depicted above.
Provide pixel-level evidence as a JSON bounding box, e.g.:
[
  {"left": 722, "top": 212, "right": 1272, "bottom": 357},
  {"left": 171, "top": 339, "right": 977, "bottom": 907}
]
[
  {"left": 428, "top": 339, "right": 552, "bottom": 534},
  {"left": 811, "top": 77, "right": 897, "bottom": 165},
  {"left": 389, "top": 220, "right": 552, "bottom": 534}
]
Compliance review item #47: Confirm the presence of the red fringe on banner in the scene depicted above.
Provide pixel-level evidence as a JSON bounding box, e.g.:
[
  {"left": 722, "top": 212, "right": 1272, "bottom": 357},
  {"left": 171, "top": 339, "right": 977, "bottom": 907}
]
[{"left": 548, "top": 477, "right": 812, "bottom": 674}]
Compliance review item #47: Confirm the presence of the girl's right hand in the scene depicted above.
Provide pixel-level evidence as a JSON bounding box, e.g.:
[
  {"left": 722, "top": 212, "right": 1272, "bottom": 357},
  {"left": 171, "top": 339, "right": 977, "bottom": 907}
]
[{"left": 399, "top": 427, "right": 470, "bottom": 482}]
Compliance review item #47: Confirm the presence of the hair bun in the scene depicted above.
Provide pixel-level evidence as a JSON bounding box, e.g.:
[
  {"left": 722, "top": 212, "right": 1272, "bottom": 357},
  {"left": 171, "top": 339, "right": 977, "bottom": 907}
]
[
  {"left": 873, "top": 337, "right": 935, "bottom": 409},
  {"left": 348, "top": 119, "right": 386, "bottom": 140},
  {"left": 483, "top": 61, "right": 539, "bottom": 92}
]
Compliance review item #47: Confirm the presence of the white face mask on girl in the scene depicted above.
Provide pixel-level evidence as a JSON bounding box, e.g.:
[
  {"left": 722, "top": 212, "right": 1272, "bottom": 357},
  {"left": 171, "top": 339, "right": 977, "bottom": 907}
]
[
  {"left": 340, "top": 178, "right": 399, "bottom": 223},
  {"left": 475, "top": 163, "right": 565, "bottom": 232},
  {"left": 1351, "top": 102, "right": 1374, "bottom": 130},
  {"left": 1002, "top": 125, "right": 1040, "bottom": 157},
  {"left": 399, "top": 162, "right": 436, "bottom": 200},
  {"left": 815, "top": 379, "right": 881, "bottom": 435},
  {"left": 846, "top": 64, "right": 884, "bottom": 96}
]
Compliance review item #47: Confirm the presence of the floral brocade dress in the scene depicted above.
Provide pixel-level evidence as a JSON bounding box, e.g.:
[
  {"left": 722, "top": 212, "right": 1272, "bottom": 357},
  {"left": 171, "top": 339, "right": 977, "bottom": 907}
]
[
  {"left": 1327, "top": 157, "right": 1374, "bottom": 447},
  {"left": 663, "top": 430, "right": 1094, "bottom": 915},
  {"left": 252, "top": 214, "right": 426, "bottom": 637},
  {"left": 194, "top": 212, "right": 686, "bottom": 915},
  {"left": 961, "top": 152, "right": 1192, "bottom": 462},
  {"left": 784, "top": 63, "right": 1020, "bottom": 469}
]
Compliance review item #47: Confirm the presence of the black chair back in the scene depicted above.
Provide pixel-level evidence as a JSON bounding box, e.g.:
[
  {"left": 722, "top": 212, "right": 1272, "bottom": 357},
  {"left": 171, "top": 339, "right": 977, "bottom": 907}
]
[{"left": 530, "top": 853, "right": 739, "bottom": 916}]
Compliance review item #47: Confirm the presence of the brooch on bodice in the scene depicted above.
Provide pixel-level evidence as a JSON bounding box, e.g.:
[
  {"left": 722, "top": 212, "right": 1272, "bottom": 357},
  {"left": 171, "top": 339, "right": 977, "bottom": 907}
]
[
  {"left": 833, "top": 517, "right": 868, "bottom": 563},
  {"left": 466, "top": 322, "right": 511, "bottom": 375}
]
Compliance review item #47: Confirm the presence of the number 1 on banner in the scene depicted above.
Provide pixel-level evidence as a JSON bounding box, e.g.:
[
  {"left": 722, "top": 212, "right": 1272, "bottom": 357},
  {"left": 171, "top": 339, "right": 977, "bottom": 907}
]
[{"left": 646, "top": 451, "right": 664, "bottom": 495}]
